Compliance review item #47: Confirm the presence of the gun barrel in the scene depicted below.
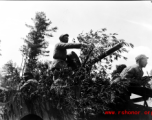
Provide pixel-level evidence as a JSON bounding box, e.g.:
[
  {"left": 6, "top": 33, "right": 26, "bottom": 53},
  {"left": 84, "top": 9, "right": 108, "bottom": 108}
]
[{"left": 89, "top": 42, "right": 123, "bottom": 65}]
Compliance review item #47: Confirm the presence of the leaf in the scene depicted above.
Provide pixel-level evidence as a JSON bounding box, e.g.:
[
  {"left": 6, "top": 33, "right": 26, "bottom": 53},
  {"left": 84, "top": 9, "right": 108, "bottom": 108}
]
[
  {"left": 102, "top": 28, "right": 107, "bottom": 32},
  {"left": 130, "top": 43, "right": 134, "bottom": 48},
  {"left": 123, "top": 57, "right": 128, "bottom": 60}
]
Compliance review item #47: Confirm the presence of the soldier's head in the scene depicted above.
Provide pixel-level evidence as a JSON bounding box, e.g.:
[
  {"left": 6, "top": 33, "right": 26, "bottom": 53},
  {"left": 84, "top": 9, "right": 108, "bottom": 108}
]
[
  {"left": 23, "top": 72, "right": 34, "bottom": 81},
  {"left": 59, "top": 34, "right": 69, "bottom": 43},
  {"left": 116, "top": 64, "right": 127, "bottom": 72},
  {"left": 135, "top": 54, "right": 148, "bottom": 68}
]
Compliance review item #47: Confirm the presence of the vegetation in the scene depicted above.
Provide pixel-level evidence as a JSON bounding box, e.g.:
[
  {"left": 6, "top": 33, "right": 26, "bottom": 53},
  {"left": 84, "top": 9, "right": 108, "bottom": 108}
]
[
  {"left": 0, "top": 12, "right": 137, "bottom": 120},
  {"left": 20, "top": 11, "right": 57, "bottom": 74}
]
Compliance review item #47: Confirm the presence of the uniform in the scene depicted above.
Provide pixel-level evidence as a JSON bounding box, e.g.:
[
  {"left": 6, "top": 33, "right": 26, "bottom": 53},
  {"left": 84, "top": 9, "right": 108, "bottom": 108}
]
[
  {"left": 119, "top": 54, "right": 150, "bottom": 106},
  {"left": 120, "top": 64, "right": 143, "bottom": 81},
  {"left": 51, "top": 42, "right": 82, "bottom": 70},
  {"left": 120, "top": 54, "right": 148, "bottom": 86}
]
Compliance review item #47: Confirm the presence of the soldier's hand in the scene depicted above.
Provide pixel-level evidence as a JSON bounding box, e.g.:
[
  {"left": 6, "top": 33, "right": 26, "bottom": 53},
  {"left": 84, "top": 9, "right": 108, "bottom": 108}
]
[{"left": 82, "top": 43, "right": 95, "bottom": 49}]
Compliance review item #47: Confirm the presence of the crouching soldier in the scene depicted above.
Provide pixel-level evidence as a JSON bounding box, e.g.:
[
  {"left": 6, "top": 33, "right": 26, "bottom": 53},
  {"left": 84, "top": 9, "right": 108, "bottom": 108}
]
[
  {"left": 118, "top": 54, "right": 151, "bottom": 107},
  {"left": 111, "top": 54, "right": 149, "bottom": 85},
  {"left": 120, "top": 54, "right": 149, "bottom": 86},
  {"left": 51, "top": 34, "right": 88, "bottom": 80}
]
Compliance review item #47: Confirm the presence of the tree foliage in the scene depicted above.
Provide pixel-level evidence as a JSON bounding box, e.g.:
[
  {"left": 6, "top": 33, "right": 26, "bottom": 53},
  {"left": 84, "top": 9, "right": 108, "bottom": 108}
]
[
  {"left": 78, "top": 29, "right": 133, "bottom": 64},
  {"left": 1, "top": 60, "right": 20, "bottom": 89},
  {"left": 77, "top": 29, "right": 133, "bottom": 79},
  {"left": 20, "top": 12, "right": 57, "bottom": 74},
  {"left": 0, "top": 27, "right": 136, "bottom": 120}
]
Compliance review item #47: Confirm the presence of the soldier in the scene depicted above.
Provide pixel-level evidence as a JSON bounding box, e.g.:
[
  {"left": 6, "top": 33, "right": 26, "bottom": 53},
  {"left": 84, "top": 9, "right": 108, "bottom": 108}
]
[
  {"left": 120, "top": 54, "right": 148, "bottom": 86},
  {"left": 111, "top": 64, "right": 127, "bottom": 80},
  {"left": 20, "top": 72, "right": 38, "bottom": 91},
  {"left": 51, "top": 34, "right": 88, "bottom": 80},
  {"left": 118, "top": 54, "right": 151, "bottom": 107}
]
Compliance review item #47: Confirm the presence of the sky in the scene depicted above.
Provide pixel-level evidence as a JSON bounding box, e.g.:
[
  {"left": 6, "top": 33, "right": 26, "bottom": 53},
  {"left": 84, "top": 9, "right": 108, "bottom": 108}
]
[
  {"left": 0, "top": 0, "right": 152, "bottom": 106},
  {"left": 0, "top": 1, "right": 151, "bottom": 73}
]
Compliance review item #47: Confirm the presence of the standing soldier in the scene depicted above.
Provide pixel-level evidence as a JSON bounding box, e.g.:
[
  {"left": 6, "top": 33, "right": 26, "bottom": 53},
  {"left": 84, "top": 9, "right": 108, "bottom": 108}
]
[{"left": 51, "top": 34, "right": 88, "bottom": 80}]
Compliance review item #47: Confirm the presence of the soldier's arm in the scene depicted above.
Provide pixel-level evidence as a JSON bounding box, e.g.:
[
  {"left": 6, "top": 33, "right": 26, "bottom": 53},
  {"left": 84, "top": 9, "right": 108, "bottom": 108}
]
[{"left": 58, "top": 43, "right": 84, "bottom": 49}]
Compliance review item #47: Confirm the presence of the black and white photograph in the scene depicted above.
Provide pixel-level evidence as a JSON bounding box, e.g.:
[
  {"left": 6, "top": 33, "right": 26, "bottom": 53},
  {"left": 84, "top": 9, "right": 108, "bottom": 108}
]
[{"left": 0, "top": 1, "right": 152, "bottom": 120}]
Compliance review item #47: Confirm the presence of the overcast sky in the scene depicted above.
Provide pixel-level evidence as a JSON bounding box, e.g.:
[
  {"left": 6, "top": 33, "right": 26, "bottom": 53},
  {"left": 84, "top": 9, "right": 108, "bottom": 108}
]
[{"left": 0, "top": 1, "right": 152, "bottom": 74}]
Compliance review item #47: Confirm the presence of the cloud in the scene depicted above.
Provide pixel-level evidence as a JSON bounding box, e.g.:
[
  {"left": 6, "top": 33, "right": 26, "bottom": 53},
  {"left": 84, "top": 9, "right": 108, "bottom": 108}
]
[{"left": 128, "top": 20, "right": 152, "bottom": 31}]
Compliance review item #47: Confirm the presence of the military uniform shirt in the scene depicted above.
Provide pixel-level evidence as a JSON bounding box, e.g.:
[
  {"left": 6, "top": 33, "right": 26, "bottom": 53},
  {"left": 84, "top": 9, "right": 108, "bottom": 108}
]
[
  {"left": 51, "top": 42, "right": 82, "bottom": 69},
  {"left": 120, "top": 64, "right": 143, "bottom": 80}
]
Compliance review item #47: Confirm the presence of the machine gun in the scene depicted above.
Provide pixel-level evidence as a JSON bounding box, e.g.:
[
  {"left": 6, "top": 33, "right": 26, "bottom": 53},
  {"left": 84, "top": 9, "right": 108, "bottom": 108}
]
[
  {"left": 81, "top": 42, "right": 124, "bottom": 68},
  {"left": 67, "top": 42, "right": 124, "bottom": 71},
  {"left": 76, "top": 42, "right": 124, "bottom": 98}
]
